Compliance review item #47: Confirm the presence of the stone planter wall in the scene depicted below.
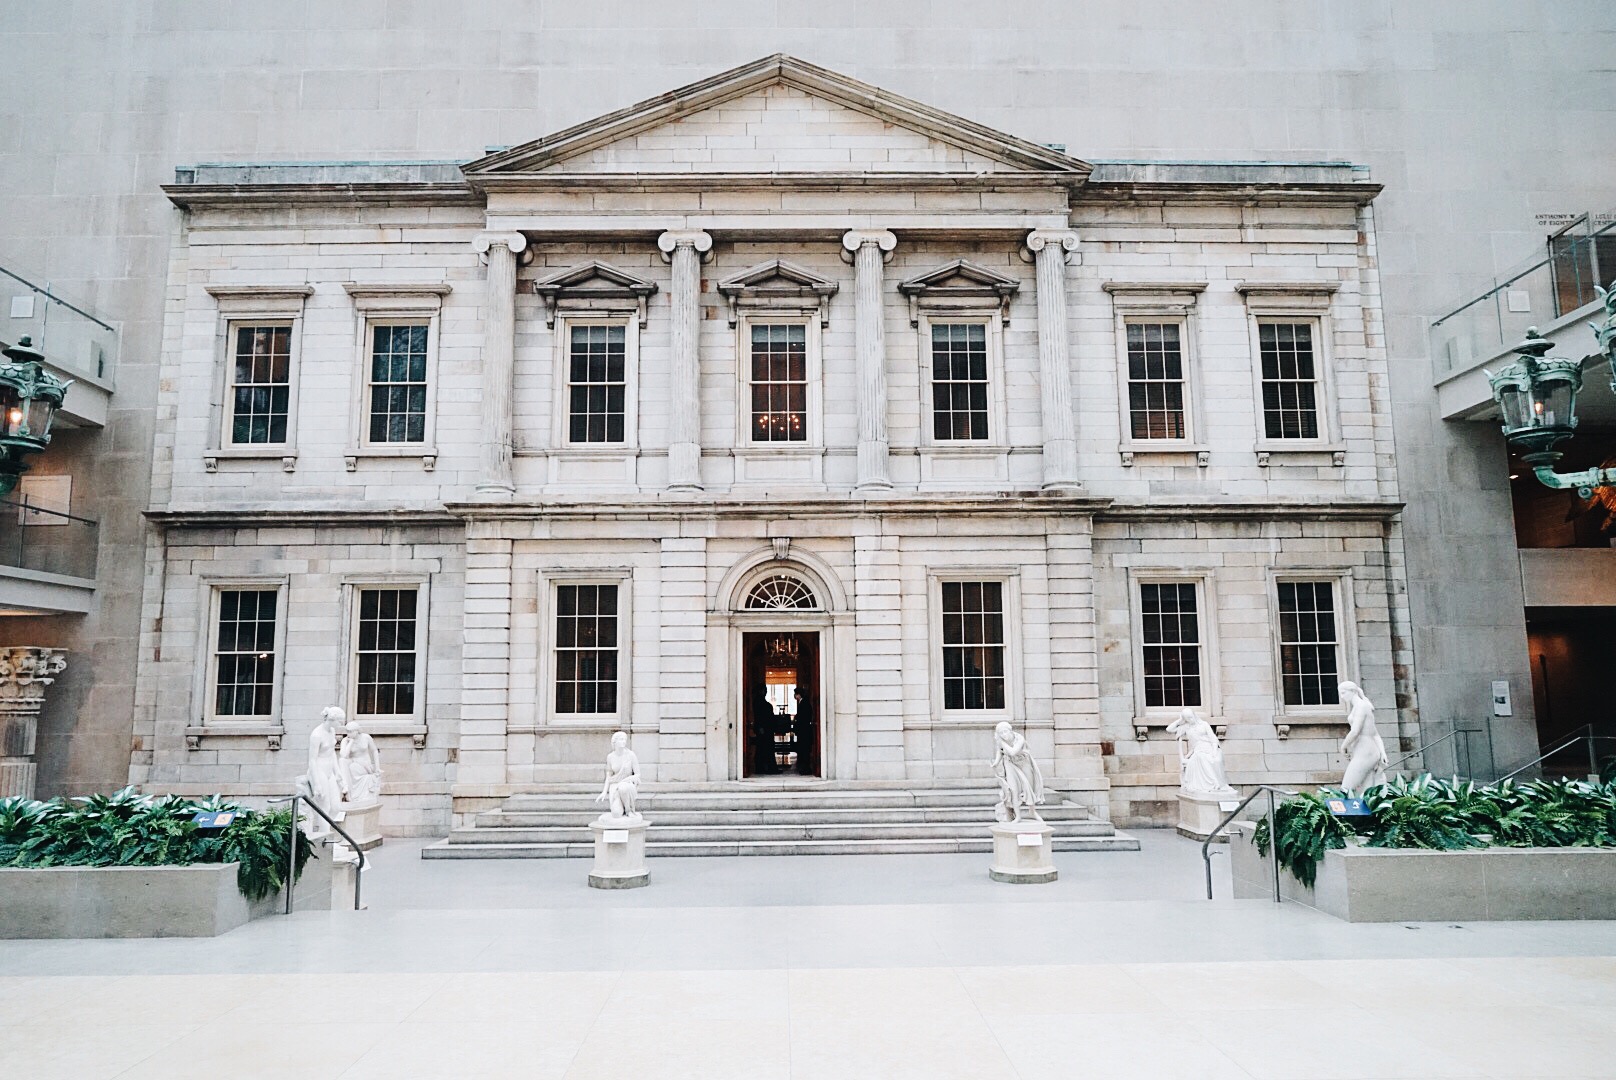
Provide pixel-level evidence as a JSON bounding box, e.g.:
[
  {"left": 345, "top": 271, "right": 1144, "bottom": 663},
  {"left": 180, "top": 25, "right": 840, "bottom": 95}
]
[
  {"left": 1229, "top": 821, "right": 1616, "bottom": 922},
  {"left": 0, "top": 843, "right": 341, "bottom": 938}
]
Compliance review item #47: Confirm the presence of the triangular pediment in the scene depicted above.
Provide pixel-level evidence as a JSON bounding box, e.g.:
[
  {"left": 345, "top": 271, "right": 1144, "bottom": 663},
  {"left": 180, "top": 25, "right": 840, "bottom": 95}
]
[
  {"left": 532, "top": 261, "right": 658, "bottom": 327},
  {"left": 718, "top": 260, "right": 839, "bottom": 294},
  {"left": 898, "top": 259, "right": 1021, "bottom": 295},
  {"left": 466, "top": 55, "right": 1089, "bottom": 179}
]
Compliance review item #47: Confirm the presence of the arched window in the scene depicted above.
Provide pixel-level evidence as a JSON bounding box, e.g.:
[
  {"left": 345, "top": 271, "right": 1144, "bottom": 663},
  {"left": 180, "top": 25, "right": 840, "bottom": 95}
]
[{"left": 744, "top": 575, "right": 818, "bottom": 610}]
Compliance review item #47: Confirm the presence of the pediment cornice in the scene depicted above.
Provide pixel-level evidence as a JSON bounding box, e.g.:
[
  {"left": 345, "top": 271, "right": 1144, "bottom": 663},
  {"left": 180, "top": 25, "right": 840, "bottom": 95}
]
[
  {"left": 532, "top": 261, "right": 659, "bottom": 327},
  {"left": 897, "top": 259, "right": 1022, "bottom": 325},
  {"left": 716, "top": 260, "right": 840, "bottom": 327}
]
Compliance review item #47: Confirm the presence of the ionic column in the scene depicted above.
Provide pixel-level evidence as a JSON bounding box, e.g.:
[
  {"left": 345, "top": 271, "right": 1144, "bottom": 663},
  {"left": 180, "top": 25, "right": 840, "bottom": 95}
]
[
  {"left": 473, "top": 232, "right": 527, "bottom": 496},
  {"left": 1025, "top": 228, "right": 1081, "bottom": 491},
  {"left": 842, "top": 229, "right": 897, "bottom": 490},
  {"left": 657, "top": 229, "right": 713, "bottom": 491},
  {"left": 0, "top": 647, "right": 66, "bottom": 799}
]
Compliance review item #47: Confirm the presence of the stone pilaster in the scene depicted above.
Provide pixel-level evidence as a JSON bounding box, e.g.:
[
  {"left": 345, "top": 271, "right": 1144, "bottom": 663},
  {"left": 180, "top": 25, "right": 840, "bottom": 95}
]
[
  {"left": 842, "top": 229, "right": 897, "bottom": 490},
  {"left": 0, "top": 647, "right": 67, "bottom": 799},
  {"left": 473, "top": 232, "right": 527, "bottom": 497},
  {"left": 1025, "top": 228, "right": 1081, "bottom": 491},
  {"left": 657, "top": 229, "right": 713, "bottom": 491},
  {"left": 457, "top": 531, "right": 512, "bottom": 787}
]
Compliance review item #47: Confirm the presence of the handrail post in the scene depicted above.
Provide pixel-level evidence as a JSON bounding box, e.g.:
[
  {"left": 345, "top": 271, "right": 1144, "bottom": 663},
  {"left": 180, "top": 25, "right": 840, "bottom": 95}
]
[
  {"left": 1266, "top": 788, "right": 1280, "bottom": 903},
  {"left": 1590, "top": 733, "right": 1600, "bottom": 782},
  {"left": 284, "top": 793, "right": 298, "bottom": 915}
]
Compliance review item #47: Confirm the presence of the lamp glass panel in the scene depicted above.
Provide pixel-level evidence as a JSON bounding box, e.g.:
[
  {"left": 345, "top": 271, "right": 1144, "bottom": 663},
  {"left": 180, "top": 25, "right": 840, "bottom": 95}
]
[{"left": 24, "top": 397, "right": 53, "bottom": 439}]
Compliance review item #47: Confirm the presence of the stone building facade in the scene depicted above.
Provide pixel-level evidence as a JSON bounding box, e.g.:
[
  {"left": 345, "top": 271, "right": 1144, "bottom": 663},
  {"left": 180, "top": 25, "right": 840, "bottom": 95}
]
[{"left": 131, "top": 57, "right": 1405, "bottom": 831}]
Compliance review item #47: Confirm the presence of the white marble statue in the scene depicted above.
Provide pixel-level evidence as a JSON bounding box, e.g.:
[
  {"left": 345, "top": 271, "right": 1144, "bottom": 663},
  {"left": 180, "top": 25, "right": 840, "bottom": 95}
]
[
  {"left": 1166, "top": 708, "right": 1236, "bottom": 796},
  {"left": 594, "top": 730, "right": 642, "bottom": 822},
  {"left": 305, "top": 706, "right": 347, "bottom": 821},
  {"left": 1339, "top": 680, "right": 1389, "bottom": 794},
  {"left": 339, "top": 719, "right": 382, "bottom": 806},
  {"left": 990, "top": 721, "right": 1046, "bottom": 822}
]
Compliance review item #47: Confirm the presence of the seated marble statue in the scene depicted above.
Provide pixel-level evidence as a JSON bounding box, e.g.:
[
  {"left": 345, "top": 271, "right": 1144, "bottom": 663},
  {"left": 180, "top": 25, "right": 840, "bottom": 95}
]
[
  {"left": 990, "top": 721, "right": 1046, "bottom": 823},
  {"left": 1166, "top": 707, "right": 1236, "bottom": 796},
  {"left": 594, "top": 730, "right": 642, "bottom": 822},
  {"left": 339, "top": 719, "right": 382, "bottom": 806}
]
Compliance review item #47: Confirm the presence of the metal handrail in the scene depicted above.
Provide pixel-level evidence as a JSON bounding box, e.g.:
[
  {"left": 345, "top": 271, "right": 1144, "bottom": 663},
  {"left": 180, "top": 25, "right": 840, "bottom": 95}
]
[
  {"left": 0, "top": 497, "right": 99, "bottom": 527},
  {"left": 1386, "top": 728, "right": 1462, "bottom": 772},
  {"left": 1201, "top": 785, "right": 1299, "bottom": 902},
  {"left": 268, "top": 793, "right": 366, "bottom": 912},
  {"left": 1497, "top": 724, "right": 1612, "bottom": 783}
]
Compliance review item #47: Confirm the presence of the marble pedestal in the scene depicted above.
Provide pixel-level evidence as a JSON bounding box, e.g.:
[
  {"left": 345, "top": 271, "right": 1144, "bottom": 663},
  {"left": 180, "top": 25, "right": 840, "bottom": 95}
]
[
  {"left": 337, "top": 801, "right": 383, "bottom": 850},
  {"left": 1177, "top": 790, "right": 1239, "bottom": 842},
  {"left": 989, "top": 818, "right": 1057, "bottom": 884},
  {"left": 588, "top": 817, "right": 649, "bottom": 889}
]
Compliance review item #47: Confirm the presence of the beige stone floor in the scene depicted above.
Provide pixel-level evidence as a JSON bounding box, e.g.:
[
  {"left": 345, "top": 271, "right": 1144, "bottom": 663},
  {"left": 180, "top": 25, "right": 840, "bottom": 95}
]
[
  {"left": 3, "top": 835, "right": 1614, "bottom": 1079},
  {"left": 3, "top": 957, "right": 1615, "bottom": 1079}
]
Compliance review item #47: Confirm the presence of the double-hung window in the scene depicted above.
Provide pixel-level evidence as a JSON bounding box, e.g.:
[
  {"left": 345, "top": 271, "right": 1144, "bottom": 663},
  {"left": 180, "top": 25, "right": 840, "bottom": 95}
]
[
  {"left": 554, "top": 583, "right": 620, "bottom": 716},
  {"left": 352, "top": 587, "right": 421, "bottom": 720},
  {"left": 930, "top": 323, "right": 991, "bottom": 441},
  {"left": 1258, "top": 321, "right": 1321, "bottom": 440},
  {"left": 749, "top": 323, "right": 809, "bottom": 443},
  {"left": 1277, "top": 580, "right": 1341, "bottom": 707},
  {"left": 209, "top": 587, "right": 281, "bottom": 720},
  {"left": 1126, "top": 321, "right": 1187, "bottom": 440},
  {"left": 228, "top": 326, "right": 292, "bottom": 446},
  {"left": 365, "top": 325, "right": 429, "bottom": 445},
  {"left": 344, "top": 283, "right": 447, "bottom": 466},
  {"left": 940, "top": 581, "right": 1007, "bottom": 712},
  {"left": 567, "top": 324, "right": 628, "bottom": 444},
  {"left": 1139, "top": 582, "right": 1202, "bottom": 709}
]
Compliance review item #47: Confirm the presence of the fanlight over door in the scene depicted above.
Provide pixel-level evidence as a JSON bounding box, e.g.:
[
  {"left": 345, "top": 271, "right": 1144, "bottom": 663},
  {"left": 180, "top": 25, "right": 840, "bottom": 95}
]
[{"left": 744, "top": 575, "right": 818, "bottom": 610}]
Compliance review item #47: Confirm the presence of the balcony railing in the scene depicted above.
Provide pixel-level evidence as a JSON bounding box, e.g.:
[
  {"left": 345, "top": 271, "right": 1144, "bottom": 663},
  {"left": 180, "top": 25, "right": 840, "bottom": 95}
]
[
  {"left": 0, "top": 498, "right": 99, "bottom": 581},
  {"left": 0, "top": 263, "right": 119, "bottom": 383},
  {"left": 1431, "top": 213, "right": 1616, "bottom": 378}
]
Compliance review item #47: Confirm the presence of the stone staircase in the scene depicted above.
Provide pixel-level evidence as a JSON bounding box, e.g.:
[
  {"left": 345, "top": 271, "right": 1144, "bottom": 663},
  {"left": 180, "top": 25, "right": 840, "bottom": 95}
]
[{"left": 422, "top": 782, "right": 1139, "bottom": 859}]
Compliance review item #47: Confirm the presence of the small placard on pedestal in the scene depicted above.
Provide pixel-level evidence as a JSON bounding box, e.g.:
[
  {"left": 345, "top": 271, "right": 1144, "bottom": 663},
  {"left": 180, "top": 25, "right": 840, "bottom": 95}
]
[
  {"left": 588, "top": 817, "right": 649, "bottom": 889},
  {"left": 989, "top": 818, "right": 1057, "bottom": 884}
]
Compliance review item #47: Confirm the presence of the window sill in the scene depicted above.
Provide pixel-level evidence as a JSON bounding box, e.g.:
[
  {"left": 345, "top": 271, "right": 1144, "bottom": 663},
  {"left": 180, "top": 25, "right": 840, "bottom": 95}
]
[
  {"left": 351, "top": 720, "right": 428, "bottom": 747},
  {"left": 204, "top": 449, "right": 298, "bottom": 473},
  {"left": 733, "top": 444, "right": 823, "bottom": 456},
  {"left": 1270, "top": 713, "right": 1348, "bottom": 739},
  {"left": 1132, "top": 714, "right": 1227, "bottom": 741},
  {"left": 344, "top": 446, "right": 438, "bottom": 471},
  {"left": 922, "top": 443, "right": 1008, "bottom": 456},
  {"left": 185, "top": 723, "right": 285, "bottom": 751},
  {"left": 1119, "top": 443, "right": 1209, "bottom": 467},
  {"left": 1254, "top": 443, "right": 1346, "bottom": 467}
]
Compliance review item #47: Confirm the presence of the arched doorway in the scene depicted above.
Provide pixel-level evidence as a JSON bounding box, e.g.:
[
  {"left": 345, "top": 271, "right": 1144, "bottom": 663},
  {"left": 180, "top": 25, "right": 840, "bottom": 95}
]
[{"left": 738, "top": 574, "right": 823, "bottom": 778}]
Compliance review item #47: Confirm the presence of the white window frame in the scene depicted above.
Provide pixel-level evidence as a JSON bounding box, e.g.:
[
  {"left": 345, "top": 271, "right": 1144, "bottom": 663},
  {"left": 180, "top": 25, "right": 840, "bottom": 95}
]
[
  {"left": 927, "top": 569, "right": 1023, "bottom": 724},
  {"left": 1268, "top": 569, "right": 1358, "bottom": 722},
  {"left": 1128, "top": 569, "right": 1222, "bottom": 729},
  {"left": 552, "top": 314, "right": 640, "bottom": 452},
  {"left": 1104, "top": 282, "right": 1208, "bottom": 464},
  {"left": 537, "top": 569, "right": 633, "bottom": 728},
  {"left": 196, "top": 576, "right": 290, "bottom": 727},
  {"left": 1238, "top": 284, "right": 1343, "bottom": 455},
  {"left": 736, "top": 313, "right": 823, "bottom": 450},
  {"left": 917, "top": 313, "right": 1008, "bottom": 449},
  {"left": 344, "top": 284, "right": 448, "bottom": 469},
  {"left": 204, "top": 286, "right": 311, "bottom": 469},
  {"left": 337, "top": 576, "right": 431, "bottom": 735}
]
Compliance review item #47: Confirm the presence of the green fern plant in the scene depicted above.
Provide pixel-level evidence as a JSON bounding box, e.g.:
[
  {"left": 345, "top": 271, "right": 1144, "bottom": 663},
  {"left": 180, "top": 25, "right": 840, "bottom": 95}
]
[{"left": 1253, "top": 792, "right": 1348, "bottom": 888}]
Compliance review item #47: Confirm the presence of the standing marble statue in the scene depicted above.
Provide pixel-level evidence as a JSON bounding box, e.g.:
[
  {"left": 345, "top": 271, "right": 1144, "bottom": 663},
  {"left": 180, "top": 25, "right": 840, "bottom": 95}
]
[
  {"left": 990, "top": 721, "right": 1046, "bottom": 823},
  {"left": 1339, "top": 680, "right": 1389, "bottom": 794},
  {"left": 305, "top": 706, "right": 347, "bottom": 819},
  {"left": 594, "top": 730, "right": 642, "bottom": 823},
  {"left": 339, "top": 720, "right": 382, "bottom": 806},
  {"left": 1167, "top": 708, "right": 1236, "bottom": 796}
]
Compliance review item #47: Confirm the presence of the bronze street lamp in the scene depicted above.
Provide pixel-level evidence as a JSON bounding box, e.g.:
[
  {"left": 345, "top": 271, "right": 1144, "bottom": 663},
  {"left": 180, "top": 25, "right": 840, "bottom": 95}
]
[
  {"left": 0, "top": 337, "right": 70, "bottom": 496},
  {"left": 1486, "top": 286, "right": 1616, "bottom": 498}
]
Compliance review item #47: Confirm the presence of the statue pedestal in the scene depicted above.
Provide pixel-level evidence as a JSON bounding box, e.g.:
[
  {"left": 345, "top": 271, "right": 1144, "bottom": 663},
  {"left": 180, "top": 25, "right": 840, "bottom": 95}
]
[
  {"left": 588, "top": 817, "right": 649, "bottom": 889},
  {"left": 1177, "top": 790, "right": 1238, "bottom": 842},
  {"left": 989, "top": 818, "right": 1057, "bottom": 884},
  {"left": 337, "top": 800, "right": 383, "bottom": 850}
]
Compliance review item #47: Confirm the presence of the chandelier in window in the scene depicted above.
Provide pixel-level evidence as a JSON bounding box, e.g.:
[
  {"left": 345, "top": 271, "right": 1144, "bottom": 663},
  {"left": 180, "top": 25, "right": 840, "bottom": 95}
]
[{"left": 745, "top": 575, "right": 817, "bottom": 610}]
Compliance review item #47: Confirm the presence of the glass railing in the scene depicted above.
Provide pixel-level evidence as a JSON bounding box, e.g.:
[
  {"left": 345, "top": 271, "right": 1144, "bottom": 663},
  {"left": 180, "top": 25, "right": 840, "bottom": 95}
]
[
  {"left": 0, "top": 498, "right": 99, "bottom": 580},
  {"left": 1431, "top": 214, "right": 1616, "bottom": 378},
  {"left": 0, "top": 263, "right": 119, "bottom": 383}
]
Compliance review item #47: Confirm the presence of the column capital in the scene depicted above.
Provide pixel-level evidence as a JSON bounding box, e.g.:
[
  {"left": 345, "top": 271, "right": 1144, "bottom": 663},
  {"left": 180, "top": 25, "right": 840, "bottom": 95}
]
[
  {"left": 472, "top": 231, "right": 528, "bottom": 256},
  {"left": 1021, "top": 228, "right": 1080, "bottom": 263},
  {"left": 840, "top": 229, "right": 897, "bottom": 264},
  {"left": 657, "top": 229, "right": 714, "bottom": 262}
]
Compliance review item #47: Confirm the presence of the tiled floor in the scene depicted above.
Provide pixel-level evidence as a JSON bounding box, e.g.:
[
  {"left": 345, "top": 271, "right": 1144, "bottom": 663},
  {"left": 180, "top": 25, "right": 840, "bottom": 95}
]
[{"left": 2, "top": 831, "right": 1614, "bottom": 1079}]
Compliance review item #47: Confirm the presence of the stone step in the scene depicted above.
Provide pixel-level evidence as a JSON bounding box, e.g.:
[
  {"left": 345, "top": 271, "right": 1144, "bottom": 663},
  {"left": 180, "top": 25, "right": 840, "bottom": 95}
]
[
  {"left": 498, "top": 789, "right": 1060, "bottom": 813},
  {"left": 476, "top": 804, "right": 1095, "bottom": 828},
  {"left": 422, "top": 832, "right": 1141, "bottom": 859},
  {"left": 443, "top": 819, "right": 1120, "bottom": 845}
]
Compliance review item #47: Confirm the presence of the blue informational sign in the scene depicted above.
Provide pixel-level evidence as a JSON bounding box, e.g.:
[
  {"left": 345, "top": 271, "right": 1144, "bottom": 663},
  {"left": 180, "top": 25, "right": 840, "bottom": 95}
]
[
  {"left": 191, "top": 810, "right": 239, "bottom": 829},
  {"left": 1325, "top": 797, "right": 1370, "bottom": 817}
]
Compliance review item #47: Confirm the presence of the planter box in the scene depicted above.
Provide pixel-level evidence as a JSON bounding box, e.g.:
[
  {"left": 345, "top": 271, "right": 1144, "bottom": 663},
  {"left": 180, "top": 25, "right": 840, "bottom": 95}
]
[
  {"left": 1229, "top": 822, "right": 1616, "bottom": 922},
  {"left": 0, "top": 845, "right": 340, "bottom": 939}
]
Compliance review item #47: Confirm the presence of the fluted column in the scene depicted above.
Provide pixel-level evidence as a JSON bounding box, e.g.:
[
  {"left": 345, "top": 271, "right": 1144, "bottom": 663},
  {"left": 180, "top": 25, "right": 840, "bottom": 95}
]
[
  {"left": 657, "top": 229, "right": 713, "bottom": 491},
  {"left": 473, "top": 232, "right": 527, "bottom": 496},
  {"left": 1026, "top": 228, "right": 1081, "bottom": 491},
  {"left": 842, "top": 229, "right": 897, "bottom": 490}
]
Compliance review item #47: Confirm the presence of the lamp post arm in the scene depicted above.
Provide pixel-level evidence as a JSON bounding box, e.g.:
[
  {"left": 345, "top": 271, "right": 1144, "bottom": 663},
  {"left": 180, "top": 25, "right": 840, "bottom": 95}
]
[{"left": 1532, "top": 464, "right": 1616, "bottom": 499}]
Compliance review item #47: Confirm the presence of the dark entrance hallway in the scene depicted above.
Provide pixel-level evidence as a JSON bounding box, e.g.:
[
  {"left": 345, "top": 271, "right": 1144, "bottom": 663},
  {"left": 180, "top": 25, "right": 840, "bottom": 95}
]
[{"left": 741, "top": 631, "right": 821, "bottom": 777}]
